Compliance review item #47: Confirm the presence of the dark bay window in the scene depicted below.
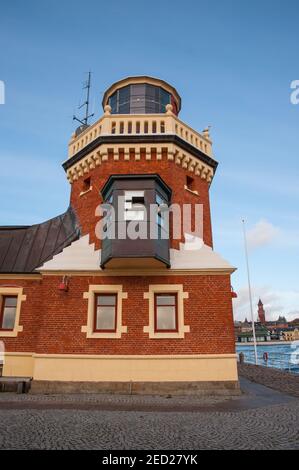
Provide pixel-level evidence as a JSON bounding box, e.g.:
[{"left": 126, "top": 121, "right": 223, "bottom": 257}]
[
  {"left": 100, "top": 174, "right": 171, "bottom": 269},
  {"left": 154, "top": 293, "right": 178, "bottom": 332},
  {"left": 94, "top": 294, "right": 117, "bottom": 332},
  {"left": 0, "top": 296, "right": 17, "bottom": 330}
]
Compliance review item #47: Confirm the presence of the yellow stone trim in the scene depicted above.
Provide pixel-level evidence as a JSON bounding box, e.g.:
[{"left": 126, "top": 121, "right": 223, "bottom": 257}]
[
  {"left": 2, "top": 352, "right": 34, "bottom": 377},
  {"left": 143, "top": 284, "right": 190, "bottom": 339},
  {"left": 79, "top": 186, "right": 93, "bottom": 197},
  {"left": 66, "top": 143, "right": 213, "bottom": 184},
  {"left": 2, "top": 352, "right": 238, "bottom": 382},
  {"left": 67, "top": 111, "right": 213, "bottom": 180},
  {"left": 184, "top": 185, "right": 199, "bottom": 196},
  {"left": 0, "top": 287, "right": 26, "bottom": 338},
  {"left": 4, "top": 352, "right": 34, "bottom": 356},
  {"left": 32, "top": 354, "right": 238, "bottom": 382},
  {"left": 82, "top": 284, "right": 128, "bottom": 339},
  {"left": 68, "top": 113, "right": 212, "bottom": 159},
  {"left": 0, "top": 274, "right": 41, "bottom": 280},
  {"left": 32, "top": 353, "right": 237, "bottom": 359}
]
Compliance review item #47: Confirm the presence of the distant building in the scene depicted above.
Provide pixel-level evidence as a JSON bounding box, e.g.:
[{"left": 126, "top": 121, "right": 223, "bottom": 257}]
[
  {"left": 235, "top": 299, "right": 297, "bottom": 343},
  {"left": 257, "top": 299, "right": 266, "bottom": 324},
  {"left": 282, "top": 329, "right": 299, "bottom": 342},
  {"left": 237, "top": 325, "right": 270, "bottom": 343}
]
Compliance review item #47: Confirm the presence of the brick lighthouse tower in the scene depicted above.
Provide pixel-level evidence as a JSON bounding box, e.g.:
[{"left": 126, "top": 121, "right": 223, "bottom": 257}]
[{"left": 0, "top": 76, "right": 238, "bottom": 394}]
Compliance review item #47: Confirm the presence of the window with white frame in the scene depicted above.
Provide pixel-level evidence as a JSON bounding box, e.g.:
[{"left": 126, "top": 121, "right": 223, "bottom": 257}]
[
  {"left": 82, "top": 285, "right": 128, "bottom": 339},
  {"left": 143, "top": 285, "right": 190, "bottom": 339}
]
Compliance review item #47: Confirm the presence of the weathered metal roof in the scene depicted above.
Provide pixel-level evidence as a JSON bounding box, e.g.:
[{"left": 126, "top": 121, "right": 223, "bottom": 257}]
[{"left": 0, "top": 206, "right": 80, "bottom": 273}]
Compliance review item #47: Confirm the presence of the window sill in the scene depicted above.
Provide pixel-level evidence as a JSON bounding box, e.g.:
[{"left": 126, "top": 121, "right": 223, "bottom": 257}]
[
  {"left": 80, "top": 186, "right": 93, "bottom": 197},
  {"left": 184, "top": 185, "right": 199, "bottom": 196},
  {"left": 143, "top": 325, "right": 190, "bottom": 339},
  {"left": 81, "top": 325, "right": 127, "bottom": 339},
  {"left": 0, "top": 325, "right": 23, "bottom": 337}
]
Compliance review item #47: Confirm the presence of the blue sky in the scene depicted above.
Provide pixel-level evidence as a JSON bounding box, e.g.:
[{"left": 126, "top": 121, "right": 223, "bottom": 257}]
[{"left": 0, "top": 0, "right": 298, "bottom": 320}]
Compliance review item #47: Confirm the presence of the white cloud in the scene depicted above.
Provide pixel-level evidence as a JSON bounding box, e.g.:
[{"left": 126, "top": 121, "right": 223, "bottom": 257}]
[
  {"left": 246, "top": 219, "right": 280, "bottom": 250},
  {"left": 233, "top": 285, "right": 299, "bottom": 322}
]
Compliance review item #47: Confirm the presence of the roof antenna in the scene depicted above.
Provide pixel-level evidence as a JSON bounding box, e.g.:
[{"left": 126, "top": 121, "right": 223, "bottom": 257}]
[{"left": 73, "top": 71, "right": 95, "bottom": 129}]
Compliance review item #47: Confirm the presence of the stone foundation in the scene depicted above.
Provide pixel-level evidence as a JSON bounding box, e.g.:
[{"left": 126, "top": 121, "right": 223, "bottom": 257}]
[{"left": 30, "top": 379, "right": 240, "bottom": 396}]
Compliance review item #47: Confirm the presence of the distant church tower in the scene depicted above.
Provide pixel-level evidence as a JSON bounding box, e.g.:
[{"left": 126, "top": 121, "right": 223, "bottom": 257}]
[{"left": 258, "top": 299, "right": 266, "bottom": 324}]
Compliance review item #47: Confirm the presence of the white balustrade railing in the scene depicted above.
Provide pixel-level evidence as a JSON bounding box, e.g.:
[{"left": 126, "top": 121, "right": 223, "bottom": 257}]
[{"left": 68, "top": 111, "right": 212, "bottom": 159}]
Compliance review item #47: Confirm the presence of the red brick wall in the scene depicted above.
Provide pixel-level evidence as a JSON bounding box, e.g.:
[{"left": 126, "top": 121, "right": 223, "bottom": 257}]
[
  {"left": 0, "top": 278, "right": 42, "bottom": 353},
  {"left": 69, "top": 152, "right": 213, "bottom": 250},
  {"left": 1, "top": 274, "right": 235, "bottom": 356}
]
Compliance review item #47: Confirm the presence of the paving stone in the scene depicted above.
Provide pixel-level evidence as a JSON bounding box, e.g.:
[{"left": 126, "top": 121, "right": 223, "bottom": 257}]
[
  {"left": 0, "top": 366, "right": 298, "bottom": 450},
  {"left": 238, "top": 364, "right": 299, "bottom": 398},
  {"left": 0, "top": 403, "right": 298, "bottom": 450}
]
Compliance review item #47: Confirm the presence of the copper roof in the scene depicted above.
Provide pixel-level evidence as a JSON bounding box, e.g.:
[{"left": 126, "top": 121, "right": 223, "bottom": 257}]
[{"left": 0, "top": 206, "right": 80, "bottom": 273}]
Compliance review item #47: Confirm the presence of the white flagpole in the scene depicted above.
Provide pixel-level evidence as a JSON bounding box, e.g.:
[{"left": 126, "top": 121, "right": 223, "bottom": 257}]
[{"left": 242, "top": 219, "right": 258, "bottom": 365}]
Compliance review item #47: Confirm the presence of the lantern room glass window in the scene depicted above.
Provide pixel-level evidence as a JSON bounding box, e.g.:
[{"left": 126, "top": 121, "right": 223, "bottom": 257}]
[
  {"left": 108, "top": 84, "right": 171, "bottom": 114},
  {"left": 94, "top": 294, "right": 117, "bottom": 332},
  {"left": 154, "top": 294, "right": 178, "bottom": 332},
  {"left": 0, "top": 296, "right": 17, "bottom": 330}
]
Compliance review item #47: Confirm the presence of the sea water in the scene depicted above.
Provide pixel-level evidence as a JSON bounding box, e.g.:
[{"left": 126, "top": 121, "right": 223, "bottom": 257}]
[{"left": 236, "top": 342, "right": 299, "bottom": 374}]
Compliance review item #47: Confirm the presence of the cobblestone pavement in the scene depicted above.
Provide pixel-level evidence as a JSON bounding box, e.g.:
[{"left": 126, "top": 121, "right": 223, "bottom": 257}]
[
  {"left": 238, "top": 363, "right": 299, "bottom": 398},
  {"left": 0, "top": 369, "right": 298, "bottom": 450},
  {"left": 0, "top": 401, "right": 298, "bottom": 450}
]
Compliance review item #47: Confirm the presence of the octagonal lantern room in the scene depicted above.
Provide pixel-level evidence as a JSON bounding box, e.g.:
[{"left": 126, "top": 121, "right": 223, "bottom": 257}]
[{"left": 102, "top": 76, "right": 181, "bottom": 116}]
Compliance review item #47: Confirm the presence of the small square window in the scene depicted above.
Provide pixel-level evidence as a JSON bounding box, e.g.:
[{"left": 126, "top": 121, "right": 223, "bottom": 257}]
[
  {"left": 83, "top": 177, "right": 91, "bottom": 192},
  {"left": 186, "top": 176, "right": 195, "bottom": 191},
  {"left": 0, "top": 296, "right": 17, "bottom": 331},
  {"left": 154, "top": 294, "right": 178, "bottom": 332},
  {"left": 94, "top": 294, "right": 117, "bottom": 332}
]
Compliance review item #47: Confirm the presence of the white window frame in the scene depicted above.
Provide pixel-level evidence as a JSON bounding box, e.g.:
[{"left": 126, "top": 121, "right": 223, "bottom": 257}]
[
  {"left": 143, "top": 284, "right": 190, "bottom": 339},
  {"left": 82, "top": 285, "right": 128, "bottom": 339}
]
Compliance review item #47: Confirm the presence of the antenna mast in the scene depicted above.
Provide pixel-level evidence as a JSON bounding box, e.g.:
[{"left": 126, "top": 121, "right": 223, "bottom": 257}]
[{"left": 73, "top": 71, "right": 95, "bottom": 127}]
